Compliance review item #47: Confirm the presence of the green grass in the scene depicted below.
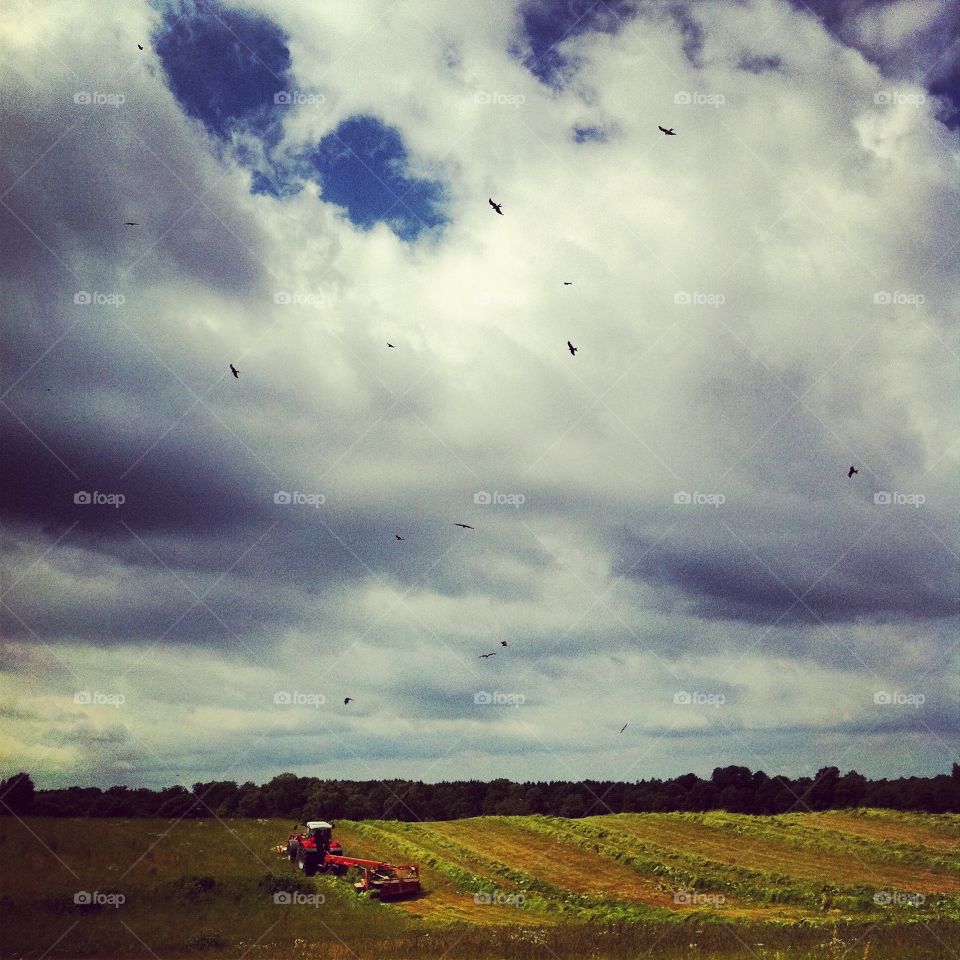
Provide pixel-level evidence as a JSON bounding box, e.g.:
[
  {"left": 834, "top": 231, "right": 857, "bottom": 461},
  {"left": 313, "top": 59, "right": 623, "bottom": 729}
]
[{"left": 1, "top": 812, "right": 958, "bottom": 958}]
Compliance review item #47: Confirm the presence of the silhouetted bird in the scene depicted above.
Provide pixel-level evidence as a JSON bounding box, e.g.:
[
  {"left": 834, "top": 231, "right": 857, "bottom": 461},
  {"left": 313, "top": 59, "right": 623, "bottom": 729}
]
[
  {"left": 620, "top": 723, "right": 628, "bottom": 734},
  {"left": 229, "top": 364, "right": 239, "bottom": 379},
  {"left": 387, "top": 342, "right": 395, "bottom": 348},
  {"left": 567, "top": 341, "right": 577, "bottom": 356},
  {"left": 137, "top": 44, "right": 144, "bottom": 50},
  {"left": 488, "top": 198, "right": 503, "bottom": 215},
  {"left": 344, "top": 697, "right": 354, "bottom": 704},
  {"left": 125, "top": 222, "right": 139, "bottom": 226},
  {"left": 564, "top": 282, "right": 573, "bottom": 285},
  {"left": 395, "top": 534, "right": 404, "bottom": 540},
  {"left": 454, "top": 523, "right": 474, "bottom": 529},
  {"left": 479, "top": 652, "right": 496, "bottom": 659},
  {"left": 847, "top": 466, "right": 858, "bottom": 478},
  {"left": 500, "top": 640, "right": 508, "bottom": 647},
  {"left": 658, "top": 125, "right": 676, "bottom": 136}
]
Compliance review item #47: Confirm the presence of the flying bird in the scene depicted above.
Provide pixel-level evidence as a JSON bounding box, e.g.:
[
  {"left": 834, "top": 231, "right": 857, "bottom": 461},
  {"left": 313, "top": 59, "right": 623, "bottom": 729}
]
[
  {"left": 479, "top": 652, "right": 497, "bottom": 659},
  {"left": 395, "top": 534, "right": 405, "bottom": 540},
  {"left": 454, "top": 523, "right": 474, "bottom": 529},
  {"left": 387, "top": 342, "right": 395, "bottom": 348},
  {"left": 137, "top": 43, "right": 144, "bottom": 50},
  {"left": 344, "top": 697, "right": 354, "bottom": 705},
  {"left": 619, "top": 723, "right": 628, "bottom": 734},
  {"left": 124, "top": 222, "right": 139, "bottom": 226},
  {"left": 563, "top": 282, "right": 573, "bottom": 286},
  {"left": 847, "top": 466, "right": 858, "bottom": 478},
  {"left": 658, "top": 125, "right": 676, "bottom": 136},
  {"left": 500, "top": 640, "right": 508, "bottom": 647},
  {"left": 229, "top": 363, "right": 239, "bottom": 379},
  {"left": 488, "top": 198, "right": 503, "bottom": 215},
  {"left": 567, "top": 341, "right": 577, "bottom": 356}
]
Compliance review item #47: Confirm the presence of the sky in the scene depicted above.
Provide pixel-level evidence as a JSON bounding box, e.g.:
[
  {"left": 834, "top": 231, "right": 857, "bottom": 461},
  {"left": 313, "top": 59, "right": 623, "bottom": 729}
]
[{"left": 0, "top": 0, "right": 958, "bottom": 791}]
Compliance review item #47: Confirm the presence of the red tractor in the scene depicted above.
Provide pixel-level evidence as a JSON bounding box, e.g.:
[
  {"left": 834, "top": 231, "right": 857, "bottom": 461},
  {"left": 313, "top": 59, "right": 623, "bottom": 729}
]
[
  {"left": 283, "top": 821, "right": 420, "bottom": 898},
  {"left": 286, "top": 821, "right": 344, "bottom": 876}
]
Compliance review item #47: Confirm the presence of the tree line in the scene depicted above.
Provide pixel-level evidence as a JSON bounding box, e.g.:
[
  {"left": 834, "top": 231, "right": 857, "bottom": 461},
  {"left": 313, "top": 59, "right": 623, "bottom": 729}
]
[{"left": 2, "top": 765, "right": 958, "bottom": 820}]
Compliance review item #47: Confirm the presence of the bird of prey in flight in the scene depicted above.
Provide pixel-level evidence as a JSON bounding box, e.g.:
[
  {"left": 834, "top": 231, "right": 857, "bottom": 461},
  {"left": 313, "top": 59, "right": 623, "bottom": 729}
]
[
  {"left": 138, "top": 43, "right": 144, "bottom": 50},
  {"left": 454, "top": 523, "right": 474, "bottom": 529},
  {"left": 479, "top": 652, "right": 497, "bottom": 659},
  {"left": 500, "top": 640, "right": 508, "bottom": 647},
  {"left": 395, "top": 534, "right": 405, "bottom": 540},
  {"left": 847, "top": 466, "right": 858, "bottom": 478},
  {"left": 567, "top": 341, "right": 577, "bottom": 356},
  {"left": 344, "top": 697, "right": 354, "bottom": 704},
  {"left": 658, "top": 125, "right": 676, "bottom": 135},
  {"left": 387, "top": 342, "right": 395, "bottom": 348},
  {"left": 564, "top": 282, "right": 573, "bottom": 286},
  {"left": 229, "top": 364, "right": 239, "bottom": 379},
  {"left": 619, "top": 723, "right": 628, "bottom": 734},
  {"left": 125, "top": 221, "right": 139, "bottom": 225},
  {"left": 488, "top": 198, "right": 504, "bottom": 215}
]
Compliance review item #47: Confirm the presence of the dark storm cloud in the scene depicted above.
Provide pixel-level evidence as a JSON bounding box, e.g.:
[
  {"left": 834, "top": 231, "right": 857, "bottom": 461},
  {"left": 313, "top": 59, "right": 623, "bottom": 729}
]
[
  {"left": 0, "top": 102, "right": 269, "bottom": 301},
  {"left": 614, "top": 509, "right": 959, "bottom": 625}
]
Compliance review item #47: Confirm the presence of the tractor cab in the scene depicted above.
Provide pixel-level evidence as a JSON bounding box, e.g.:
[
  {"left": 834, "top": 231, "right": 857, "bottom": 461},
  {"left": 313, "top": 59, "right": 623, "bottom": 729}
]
[{"left": 305, "top": 820, "right": 333, "bottom": 852}]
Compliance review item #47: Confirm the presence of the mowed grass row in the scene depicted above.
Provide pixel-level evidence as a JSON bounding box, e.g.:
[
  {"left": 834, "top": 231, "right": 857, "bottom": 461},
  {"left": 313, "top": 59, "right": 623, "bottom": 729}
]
[
  {"left": 800, "top": 809, "right": 960, "bottom": 857},
  {"left": 657, "top": 810, "right": 960, "bottom": 872},
  {"left": 587, "top": 813, "right": 960, "bottom": 892},
  {"left": 355, "top": 819, "right": 676, "bottom": 923}
]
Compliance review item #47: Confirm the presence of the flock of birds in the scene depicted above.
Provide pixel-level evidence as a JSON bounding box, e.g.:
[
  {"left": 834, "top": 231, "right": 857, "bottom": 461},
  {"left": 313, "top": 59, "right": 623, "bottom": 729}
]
[{"left": 123, "top": 41, "right": 863, "bottom": 727}]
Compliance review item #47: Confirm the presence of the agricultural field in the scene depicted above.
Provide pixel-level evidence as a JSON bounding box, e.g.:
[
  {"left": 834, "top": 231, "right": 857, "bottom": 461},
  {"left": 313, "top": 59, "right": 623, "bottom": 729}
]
[{"left": 1, "top": 810, "right": 958, "bottom": 959}]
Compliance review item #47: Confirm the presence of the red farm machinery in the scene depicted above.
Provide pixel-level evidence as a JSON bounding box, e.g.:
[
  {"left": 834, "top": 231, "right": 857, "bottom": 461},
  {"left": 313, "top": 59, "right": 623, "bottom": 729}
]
[{"left": 281, "top": 821, "right": 421, "bottom": 900}]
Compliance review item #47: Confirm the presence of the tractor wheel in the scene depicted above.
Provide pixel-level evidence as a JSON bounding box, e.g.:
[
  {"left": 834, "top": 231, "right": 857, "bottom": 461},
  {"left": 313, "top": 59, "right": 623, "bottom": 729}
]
[{"left": 288, "top": 845, "right": 297, "bottom": 863}]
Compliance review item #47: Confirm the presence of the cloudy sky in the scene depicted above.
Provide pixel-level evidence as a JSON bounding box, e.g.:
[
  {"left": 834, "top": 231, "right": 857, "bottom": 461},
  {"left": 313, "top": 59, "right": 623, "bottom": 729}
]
[{"left": 1, "top": 0, "right": 957, "bottom": 791}]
